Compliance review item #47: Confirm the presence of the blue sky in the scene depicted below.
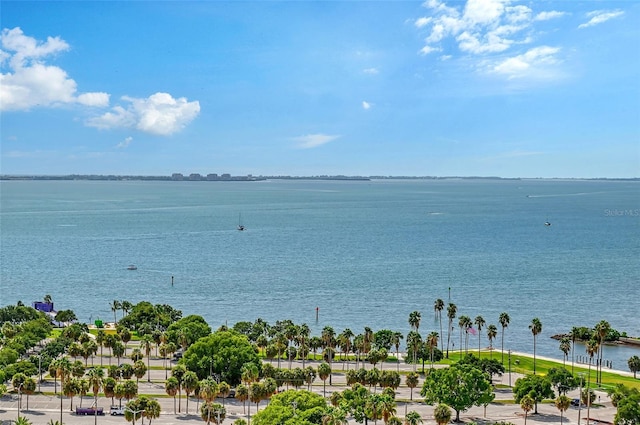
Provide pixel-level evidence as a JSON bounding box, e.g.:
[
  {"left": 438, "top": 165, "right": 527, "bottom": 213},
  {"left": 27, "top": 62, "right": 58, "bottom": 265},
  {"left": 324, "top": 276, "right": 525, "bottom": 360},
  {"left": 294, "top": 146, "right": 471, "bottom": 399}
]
[{"left": 1, "top": 1, "right": 638, "bottom": 178}]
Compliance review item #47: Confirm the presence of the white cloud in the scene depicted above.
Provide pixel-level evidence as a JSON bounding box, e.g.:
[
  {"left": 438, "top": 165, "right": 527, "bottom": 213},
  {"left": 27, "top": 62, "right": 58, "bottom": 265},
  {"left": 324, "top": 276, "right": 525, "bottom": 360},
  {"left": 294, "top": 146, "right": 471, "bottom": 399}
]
[
  {"left": 492, "top": 46, "right": 561, "bottom": 79},
  {"left": 420, "top": 45, "right": 442, "bottom": 55},
  {"left": 116, "top": 136, "right": 133, "bottom": 149},
  {"left": 292, "top": 134, "right": 340, "bottom": 149},
  {"left": 534, "top": 11, "right": 567, "bottom": 21},
  {"left": 363, "top": 67, "right": 379, "bottom": 75},
  {"left": 579, "top": 10, "right": 624, "bottom": 29},
  {"left": 87, "top": 93, "right": 200, "bottom": 136},
  {"left": 415, "top": 17, "right": 433, "bottom": 28},
  {"left": 0, "top": 27, "right": 110, "bottom": 111},
  {"left": 362, "top": 101, "right": 372, "bottom": 110}
]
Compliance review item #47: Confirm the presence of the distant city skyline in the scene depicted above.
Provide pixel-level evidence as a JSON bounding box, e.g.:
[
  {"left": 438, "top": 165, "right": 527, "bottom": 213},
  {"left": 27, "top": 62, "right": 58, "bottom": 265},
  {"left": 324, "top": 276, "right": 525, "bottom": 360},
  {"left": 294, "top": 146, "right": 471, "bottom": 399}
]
[{"left": 1, "top": 1, "right": 639, "bottom": 178}]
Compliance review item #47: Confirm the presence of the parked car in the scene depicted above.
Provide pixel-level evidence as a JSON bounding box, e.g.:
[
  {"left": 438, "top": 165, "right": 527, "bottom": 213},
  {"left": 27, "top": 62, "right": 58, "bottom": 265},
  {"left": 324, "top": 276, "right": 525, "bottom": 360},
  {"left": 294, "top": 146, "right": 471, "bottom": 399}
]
[
  {"left": 571, "top": 398, "right": 581, "bottom": 407},
  {"left": 173, "top": 351, "right": 183, "bottom": 360},
  {"left": 76, "top": 406, "right": 104, "bottom": 415},
  {"left": 110, "top": 406, "right": 125, "bottom": 416}
]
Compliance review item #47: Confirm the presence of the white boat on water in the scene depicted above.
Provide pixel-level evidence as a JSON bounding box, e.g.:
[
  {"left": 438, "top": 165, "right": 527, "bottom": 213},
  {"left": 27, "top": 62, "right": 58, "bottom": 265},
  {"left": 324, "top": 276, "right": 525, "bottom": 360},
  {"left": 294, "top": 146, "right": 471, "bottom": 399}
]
[
  {"left": 127, "top": 264, "right": 137, "bottom": 270},
  {"left": 237, "top": 213, "right": 245, "bottom": 231}
]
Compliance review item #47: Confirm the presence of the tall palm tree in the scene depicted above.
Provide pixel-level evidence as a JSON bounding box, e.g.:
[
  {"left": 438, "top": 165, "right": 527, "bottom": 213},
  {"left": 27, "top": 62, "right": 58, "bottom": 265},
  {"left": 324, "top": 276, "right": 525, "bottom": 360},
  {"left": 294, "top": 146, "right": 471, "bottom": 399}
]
[
  {"left": 556, "top": 394, "right": 571, "bottom": 425},
  {"left": 520, "top": 395, "right": 534, "bottom": 425},
  {"left": 322, "top": 406, "right": 349, "bottom": 425},
  {"left": 95, "top": 330, "right": 105, "bottom": 368},
  {"left": 559, "top": 337, "right": 571, "bottom": 367},
  {"left": 570, "top": 326, "right": 580, "bottom": 375},
  {"left": 298, "top": 323, "right": 311, "bottom": 368},
  {"left": 426, "top": 332, "right": 439, "bottom": 368},
  {"left": 474, "top": 315, "right": 485, "bottom": 356},
  {"left": 322, "top": 326, "right": 336, "bottom": 384},
  {"left": 595, "top": 320, "right": 610, "bottom": 384},
  {"left": 338, "top": 328, "right": 354, "bottom": 369},
  {"left": 498, "top": 312, "right": 510, "bottom": 364},
  {"left": 171, "top": 364, "right": 187, "bottom": 413},
  {"left": 406, "top": 331, "right": 422, "bottom": 372},
  {"left": 141, "top": 334, "right": 153, "bottom": 382},
  {"left": 110, "top": 300, "right": 121, "bottom": 324},
  {"left": 86, "top": 368, "right": 103, "bottom": 424},
  {"left": 408, "top": 311, "right": 421, "bottom": 333},
  {"left": 182, "top": 370, "right": 199, "bottom": 414},
  {"left": 318, "top": 361, "right": 331, "bottom": 398},
  {"left": 487, "top": 324, "right": 497, "bottom": 358},
  {"left": 446, "top": 303, "right": 457, "bottom": 358},
  {"left": 405, "top": 372, "right": 419, "bottom": 401},
  {"left": 586, "top": 338, "right": 599, "bottom": 423},
  {"left": 379, "top": 394, "right": 397, "bottom": 424},
  {"left": 144, "top": 398, "right": 161, "bottom": 424},
  {"left": 391, "top": 331, "right": 403, "bottom": 372},
  {"left": 165, "top": 377, "right": 179, "bottom": 414},
  {"left": 434, "top": 299, "right": 444, "bottom": 351},
  {"left": 529, "top": 318, "right": 542, "bottom": 374},
  {"left": 458, "top": 315, "right": 471, "bottom": 356}
]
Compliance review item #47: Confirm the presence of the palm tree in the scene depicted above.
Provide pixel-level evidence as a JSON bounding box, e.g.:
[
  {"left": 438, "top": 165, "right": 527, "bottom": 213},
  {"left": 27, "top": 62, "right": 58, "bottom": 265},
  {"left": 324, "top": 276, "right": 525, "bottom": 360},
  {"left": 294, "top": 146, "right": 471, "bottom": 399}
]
[
  {"left": 322, "top": 406, "right": 349, "bottom": 425},
  {"left": 570, "top": 326, "right": 580, "bottom": 374},
  {"left": 586, "top": 338, "right": 599, "bottom": 423},
  {"left": 141, "top": 334, "right": 153, "bottom": 382},
  {"left": 433, "top": 403, "right": 452, "bottom": 425},
  {"left": 426, "top": 332, "right": 439, "bottom": 368},
  {"left": 110, "top": 300, "right": 121, "bottom": 324},
  {"left": 405, "top": 372, "right": 419, "bottom": 401},
  {"left": 298, "top": 323, "right": 311, "bottom": 368},
  {"left": 63, "top": 377, "right": 79, "bottom": 410},
  {"left": 379, "top": 394, "right": 397, "bottom": 424},
  {"left": 405, "top": 410, "right": 423, "bottom": 425},
  {"left": 144, "top": 398, "right": 162, "bottom": 424},
  {"left": 22, "top": 376, "right": 36, "bottom": 410},
  {"left": 235, "top": 383, "right": 248, "bottom": 414},
  {"left": 559, "top": 337, "right": 571, "bottom": 367},
  {"left": 86, "top": 367, "right": 104, "bottom": 416},
  {"left": 201, "top": 402, "right": 225, "bottom": 425},
  {"left": 529, "top": 318, "right": 542, "bottom": 374},
  {"left": 628, "top": 355, "right": 640, "bottom": 379},
  {"left": 171, "top": 364, "right": 187, "bottom": 413},
  {"left": 322, "top": 326, "right": 336, "bottom": 382},
  {"left": 338, "top": 328, "right": 354, "bottom": 368},
  {"left": 446, "top": 303, "right": 457, "bottom": 358},
  {"left": 318, "top": 361, "right": 331, "bottom": 398},
  {"left": 520, "top": 395, "right": 534, "bottom": 425},
  {"left": 498, "top": 312, "right": 510, "bottom": 364},
  {"left": 458, "top": 315, "right": 470, "bottom": 356},
  {"left": 182, "top": 370, "right": 199, "bottom": 414},
  {"left": 595, "top": 320, "right": 610, "bottom": 384},
  {"left": 408, "top": 311, "right": 421, "bottom": 332},
  {"left": 474, "top": 315, "right": 485, "bottom": 356},
  {"left": 165, "top": 377, "right": 179, "bottom": 414},
  {"left": 556, "top": 394, "right": 571, "bottom": 425},
  {"left": 96, "top": 330, "right": 106, "bottom": 367},
  {"left": 434, "top": 299, "right": 445, "bottom": 352},
  {"left": 391, "top": 331, "right": 403, "bottom": 372},
  {"left": 133, "top": 360, "right": 147, "bottom": 385},
  {"left": 218, "top": 381, "right": 231, "bottom": 406},
  {"left": 487, "top": 324, "right": 497, "bottom": 358},
  {"left": 406, "top": 331, "right": 422, "bottom": 371}
]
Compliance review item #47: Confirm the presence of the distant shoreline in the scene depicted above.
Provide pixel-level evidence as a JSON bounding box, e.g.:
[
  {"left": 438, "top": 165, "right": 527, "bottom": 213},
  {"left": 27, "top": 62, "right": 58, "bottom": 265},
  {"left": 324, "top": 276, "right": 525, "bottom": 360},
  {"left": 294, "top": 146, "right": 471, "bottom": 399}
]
[{"left": 1, "top": 174, "right": 638, "bottom": 182}]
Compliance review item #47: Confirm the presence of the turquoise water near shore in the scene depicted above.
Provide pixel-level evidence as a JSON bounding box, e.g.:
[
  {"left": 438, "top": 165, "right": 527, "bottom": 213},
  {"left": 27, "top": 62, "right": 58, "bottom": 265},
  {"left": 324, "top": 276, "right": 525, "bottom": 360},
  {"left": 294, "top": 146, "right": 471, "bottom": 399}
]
[{"left": 1, "top": 179, "right": 639, "bottom": 369}]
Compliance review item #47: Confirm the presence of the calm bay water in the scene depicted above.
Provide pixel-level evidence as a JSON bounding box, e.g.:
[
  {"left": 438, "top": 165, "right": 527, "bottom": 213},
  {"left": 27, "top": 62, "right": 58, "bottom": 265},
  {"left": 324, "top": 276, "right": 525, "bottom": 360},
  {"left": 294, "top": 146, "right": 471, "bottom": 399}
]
[{"left": 1, "top": 179, "right": 639, "bottom": 369}]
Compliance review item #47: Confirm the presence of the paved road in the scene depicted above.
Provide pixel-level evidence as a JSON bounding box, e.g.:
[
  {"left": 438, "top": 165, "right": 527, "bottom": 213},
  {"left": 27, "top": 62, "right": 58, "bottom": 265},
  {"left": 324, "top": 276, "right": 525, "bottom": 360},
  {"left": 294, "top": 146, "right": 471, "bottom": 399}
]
[{"left": 0, "top": 345, "right": 618, "bottom": 424}]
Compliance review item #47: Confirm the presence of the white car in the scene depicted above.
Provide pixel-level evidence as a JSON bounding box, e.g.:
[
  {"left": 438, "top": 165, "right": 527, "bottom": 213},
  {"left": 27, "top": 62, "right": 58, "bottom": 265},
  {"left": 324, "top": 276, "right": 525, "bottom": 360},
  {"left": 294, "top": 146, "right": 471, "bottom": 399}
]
[{"left": 110, "top": 406, "right": 125, "bottom": 416}]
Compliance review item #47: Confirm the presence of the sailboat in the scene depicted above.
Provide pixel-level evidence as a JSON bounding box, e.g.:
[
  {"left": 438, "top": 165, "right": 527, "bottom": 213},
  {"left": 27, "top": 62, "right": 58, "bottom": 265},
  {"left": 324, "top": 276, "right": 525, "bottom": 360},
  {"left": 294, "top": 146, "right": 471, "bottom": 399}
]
[{"left": 237, "top": 213, "right": 245, "bottom": 231}]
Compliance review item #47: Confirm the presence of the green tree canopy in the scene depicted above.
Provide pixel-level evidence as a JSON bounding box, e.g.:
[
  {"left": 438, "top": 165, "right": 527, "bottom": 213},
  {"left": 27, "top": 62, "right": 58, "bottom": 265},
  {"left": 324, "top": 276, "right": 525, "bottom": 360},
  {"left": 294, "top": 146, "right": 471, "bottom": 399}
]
[
  {"left": 166, "top": 315, "right": 212, "bottom": 348},
  {"left": 420, "top": 364, "right": 493, "bottom": 422},
  {"left": 513, "top": 374, "right": 555, "bottom": 414},
  {"left": 252, "top": 389, "right": 328, "bottom": 425},
  {"left": 182, "top": 330, "right": 261, "bottom": 385}
]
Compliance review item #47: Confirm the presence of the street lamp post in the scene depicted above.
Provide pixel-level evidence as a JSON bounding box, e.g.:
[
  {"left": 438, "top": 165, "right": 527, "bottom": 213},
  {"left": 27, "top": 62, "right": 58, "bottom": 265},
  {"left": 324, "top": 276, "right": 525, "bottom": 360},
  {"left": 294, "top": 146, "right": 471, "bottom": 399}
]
[
  {"left": 508, "top": 350, "right": 512, "bottom": 387},
  {"left": 126, "top": 407, "right": 145, "bottom": 425},
  {"left": 578, "top": 372, "right": 585, "bottom": 425},
  {"left": 38, "top": 354, "right": 42, "bottom": 393},
  {"left": 17, "top": 382, "right": 24, "bottom": 420}
]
